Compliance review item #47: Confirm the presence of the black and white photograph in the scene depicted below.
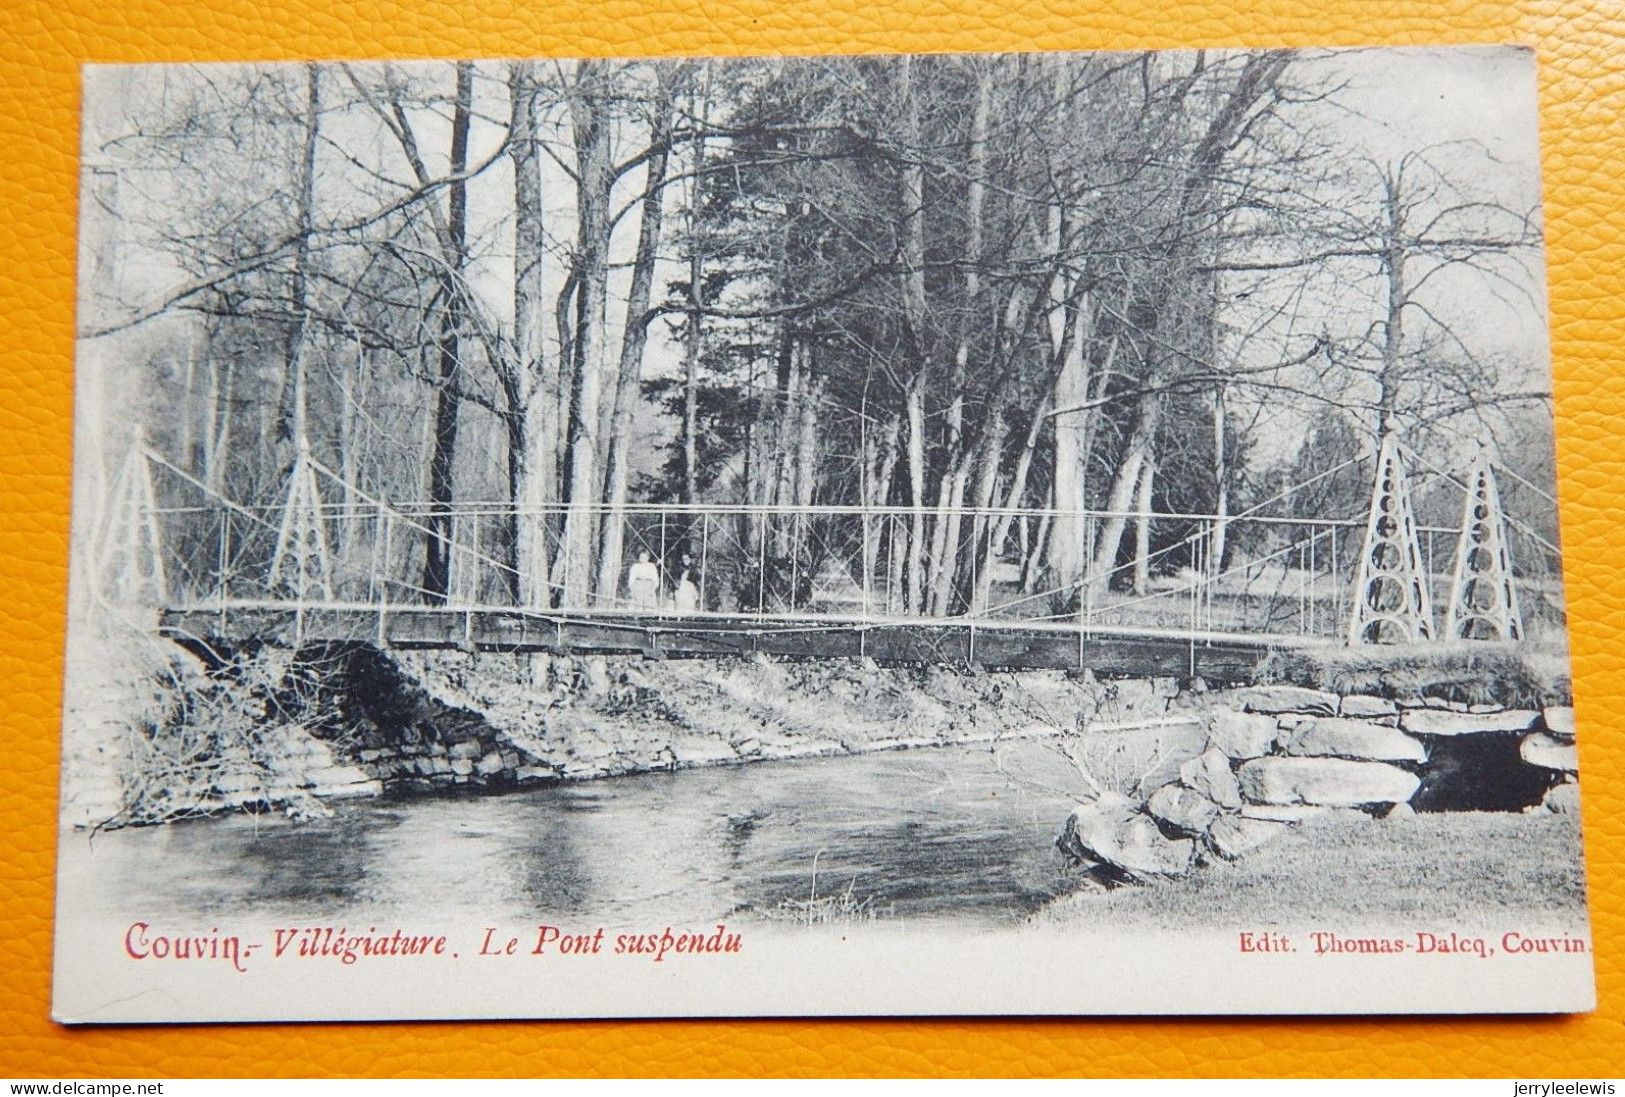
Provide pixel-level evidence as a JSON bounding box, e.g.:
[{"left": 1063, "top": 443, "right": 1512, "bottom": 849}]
[{"left": 54, "top": 44, "right": 1593, "bottom": 1021}]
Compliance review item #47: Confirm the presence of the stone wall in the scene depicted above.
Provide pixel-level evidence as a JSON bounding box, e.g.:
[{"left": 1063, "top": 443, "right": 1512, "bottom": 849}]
[
  {"left": 1058, "top": 684, "right": 1580, "bottom": 879},
  {"left": 192, "top": 645, "right": 1578, "bottom": 835},
  {"left": 290, "top": 645, "right": 560, "bottom": 799}
]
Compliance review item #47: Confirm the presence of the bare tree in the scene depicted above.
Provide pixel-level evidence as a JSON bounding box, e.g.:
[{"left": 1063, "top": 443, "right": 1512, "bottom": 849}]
[{"left": 506, "top": 60, "right": 558, "bottom": 607}]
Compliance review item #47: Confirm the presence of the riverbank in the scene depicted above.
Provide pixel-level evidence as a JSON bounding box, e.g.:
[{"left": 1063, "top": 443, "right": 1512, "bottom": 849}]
[
  {"left": 57, "top": 632, "right": 1594, "bottom": 938},
  {"left": 385, "top": 646, "right": 1190, "bottom": 779},
  {"left": 1033, "top": 808, "right": 1590, "bottom": 932},
  {"left": 61, "top": 626, "right": 1575, "bottom": 831},
  {"left": 64, "top": 633, "right": 1207, "bottom": 827}
]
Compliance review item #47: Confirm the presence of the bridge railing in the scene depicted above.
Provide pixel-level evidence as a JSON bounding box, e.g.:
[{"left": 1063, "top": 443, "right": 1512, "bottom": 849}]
[
  {"left": 140, "top": 489, "right": 1403, "bottom": 640},
  {"left": 107, "top": 435, "right": 1568, "bottom": 647}
]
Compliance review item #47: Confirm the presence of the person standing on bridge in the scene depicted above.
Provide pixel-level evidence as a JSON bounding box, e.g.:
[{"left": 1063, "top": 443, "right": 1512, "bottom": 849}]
[
  {"left": 628, "top": 551, "right": 661, "bottom": 609},
  {"left": 673, "top": 553, "right": 699, "bottom": 614}
]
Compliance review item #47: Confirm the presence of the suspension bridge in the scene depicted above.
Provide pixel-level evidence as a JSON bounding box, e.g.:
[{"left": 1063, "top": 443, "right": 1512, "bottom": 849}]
[{"left": 91, "top": 427, "right": 1559, "bottom": 681}]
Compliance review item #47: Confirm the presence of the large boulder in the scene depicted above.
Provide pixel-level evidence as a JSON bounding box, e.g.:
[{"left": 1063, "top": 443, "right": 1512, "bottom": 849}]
[
  {"left": 1340, "top": 694, "right": 1399, "bottom": 719},
  {"left": 1543, "top": 706, "right": 1576, "bottom": 738},
  {"left": 1057, "top": 789, "right": 1136, "bottom": 862},
  {"left": 1540, "top": 781, "right": 1581, "bottom": 816},
  {"left": 1398, "top": 708, "right": 1539, "bottom": 736},
  {"left": 1146, "top": 783, "right": 1221, "bottom": 836},
  {"left": 1234, "top": 685, "right": 1338, "bottom": 716},
  {"left": 1106, "top": 814, "right": 1196, "bottom": 877},
  {"left": 1207, "top": 710, "right": 1281, "bottom": 759},
  {"left": 1237, "top": 757, "right": 1420, "bottom": 807},
  {"left": 1208, "top": 815, "right": 1290, "bottom": 860},
  {"left": 1180, "top": 746, "right": 1243, "bottom": 809},
  {"left": 1520, "top": 732, "right": 1579, "bottom": 774},
  {"left": 1057, "top": 791, "right": 1194, "bottom": 878},
  {"left": 1283, "top": 717, "right": 1428, "bottom": 763}
]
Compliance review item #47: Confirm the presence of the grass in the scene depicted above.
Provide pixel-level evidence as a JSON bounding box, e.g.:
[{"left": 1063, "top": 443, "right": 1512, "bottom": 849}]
[
  {"left": 1035, "top": 810, "right": 1588, "bottom": 932},
  {"left": 758, "top": 886, "right": 891, "bottom": 926},
  {"left": 1257, "top": 640, "right": 1571, "bottom": 706}
]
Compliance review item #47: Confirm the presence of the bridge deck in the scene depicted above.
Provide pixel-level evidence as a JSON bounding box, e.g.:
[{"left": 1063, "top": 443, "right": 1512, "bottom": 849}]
[{"left": 161, "top": 601, "right": 1327, "bottom": 680}]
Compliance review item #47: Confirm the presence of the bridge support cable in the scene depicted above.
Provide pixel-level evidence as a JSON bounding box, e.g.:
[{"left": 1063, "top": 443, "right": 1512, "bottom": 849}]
[
  {"left": 1348, "top": 433, "right": 1434, "bottom": 645},
  {"left": 156, "top": 462, "right": 1397, "bottom": 652},
  {"left": 268, "top": 440, "right": 334, "bottom": 603},
  {"left": 1445, "top": 452, "right": 1524, "bottom": 641},
  {"left": 301, "top": 456, "right": 526, "bottom": 607},
  {"left": 98, "top": 426, "right": 168, "bottom": 605},
  {"left": 1406, "top": 446, "right": 1562, "bottom": 558}
]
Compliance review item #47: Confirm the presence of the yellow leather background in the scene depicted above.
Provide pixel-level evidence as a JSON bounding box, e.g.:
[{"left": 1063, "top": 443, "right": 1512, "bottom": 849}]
[{"left": 3, "top": 0, "right": 1622, "bottom": 1078}]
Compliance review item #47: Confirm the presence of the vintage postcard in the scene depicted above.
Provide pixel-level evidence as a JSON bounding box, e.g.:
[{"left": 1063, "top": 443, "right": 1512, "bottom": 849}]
[{"left": 53, "top": 44, "right": 1593, "bottom": 1022}]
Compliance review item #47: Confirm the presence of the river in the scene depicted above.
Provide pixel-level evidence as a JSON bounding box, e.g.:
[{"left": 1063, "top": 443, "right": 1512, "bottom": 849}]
[{"left": 58, "top": 738, "right": 1146, "bottom": 928}]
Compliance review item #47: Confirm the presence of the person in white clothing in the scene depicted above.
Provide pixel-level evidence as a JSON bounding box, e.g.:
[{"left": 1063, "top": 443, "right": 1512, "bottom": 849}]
[
  {"left": 627, "top": 551, "right": 660, "bottom": 609},
  {"left": 674, "top": 572, "right": 700, "bottom": 613}
]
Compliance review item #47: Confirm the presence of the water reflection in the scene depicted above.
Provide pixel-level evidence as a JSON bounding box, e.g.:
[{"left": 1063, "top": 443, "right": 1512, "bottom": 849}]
[{"left": 63, "top": 738, "right": 1130, "bottom": 927}]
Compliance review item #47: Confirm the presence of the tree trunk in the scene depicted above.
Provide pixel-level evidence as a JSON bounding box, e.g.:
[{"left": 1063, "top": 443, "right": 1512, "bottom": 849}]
[
  {"left": 1132, "top": 454, "right": 1155, "bottom": 594},
  {"left": 277, "top": 63, "right": 320, "bottom": 460},
  {"left": 927, "top": 460, "right": 969, "bottom": 616},
  {"left": 1077, "top": 55, "right": 1289, "bottom": 602},
  {"left": 793, "top": 372, "right": 821, "bottom": 511},
  {"left": 681, "top": 77, "right": 709, "bottom": 510},
  {"left": 557, "top": 62, "right": 615, "bottom": 606},
  {"left": 202, "top": 342, "right": 233, "bottom": 494},
  {"left": 1046, "top": 291, "right": 1094, "bottom": 589},
  {"left": 421, "top": 62, "right": 473, "bottom": 603},
  {"left": 904, "top": 374, "right": 926, "bottom": 614},
  {"left": 338, "top": 341, "right": 362, "bottom": 560},
  {"left": 1378, "top": 171, "right": 1407, "bottom": 437},
  {"left": 682, "top": 242, "right": 702, "bottom": 507},
  {"left": 553, "top": 273, "right": 578, "bottom": 473},
  {"left": 1211, "top": 383, "right": 1228, "bottom": 574},
  {"left": 926, "top": 60, "right": 991, "bottom": 617},
  {"left": 863, "top": 411, "right": 900, "bottom": 603},
  {"left": 1021, "top": 506, "right": 1053, "bottom": 594},
  {"left": 977, "top": 319, "right": 1104, "bottom": 612},
  {"left": 895, "top": 56, "right": 932, "bottom": 615},
  {"left": 597, "top": 87, "right": 675, "bottom": 599},
  {"left": 507, "top": 393, "right": 556, "bottom": 605},
  {"left": 972, "top": 413, "right": 1034, "bottom": 612},
  {"left": 955, "top": 410, "right": 1006, "bottom": 612},
  {"left": 509, "top": 61, "right": 556, "bottom": 607},
  {"left": 1088, "top": 391, "right": 1160, "bottom": 598},
  {"left": 744, "top": 349, "right": 778, "bottom": 559},
  {"left": 179, "top": 349, "right": 197, "bottom": 472},
  {"left": 768, "top": 336, "right": 801, "bottom": 558}
]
